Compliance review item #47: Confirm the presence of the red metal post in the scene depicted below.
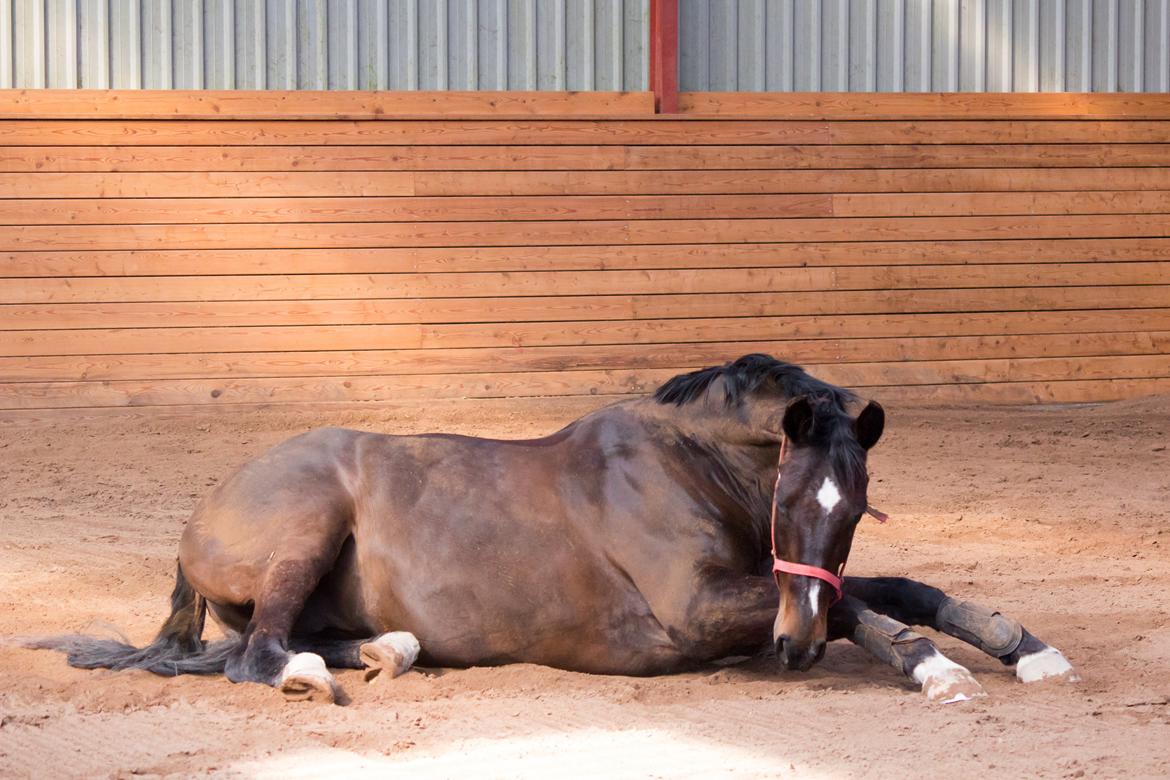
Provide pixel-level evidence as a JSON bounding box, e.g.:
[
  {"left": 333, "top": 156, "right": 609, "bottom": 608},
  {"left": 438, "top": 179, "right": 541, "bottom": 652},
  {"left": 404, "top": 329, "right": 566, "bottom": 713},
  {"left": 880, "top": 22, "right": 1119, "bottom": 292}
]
[{"left": 649, "top": 0, "right": 679, "bottom": 114}]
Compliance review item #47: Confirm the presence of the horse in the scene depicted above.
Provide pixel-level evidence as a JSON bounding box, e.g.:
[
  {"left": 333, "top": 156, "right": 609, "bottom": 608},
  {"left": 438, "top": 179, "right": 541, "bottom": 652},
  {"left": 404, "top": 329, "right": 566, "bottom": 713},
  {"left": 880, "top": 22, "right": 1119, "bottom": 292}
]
[{"left": 29, "top": 355, "right": 1077, "bottom": 703}]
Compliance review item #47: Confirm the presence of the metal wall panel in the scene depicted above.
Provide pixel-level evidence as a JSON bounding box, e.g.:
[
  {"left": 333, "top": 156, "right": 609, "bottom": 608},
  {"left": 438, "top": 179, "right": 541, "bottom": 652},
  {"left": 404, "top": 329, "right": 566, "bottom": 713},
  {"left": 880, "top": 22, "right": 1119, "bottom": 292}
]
[
  {"left": 0, "top": 0, "right": 649, "bottom": 90},
  {"left": 5, "top": 0, "right": 1167, "bottom": 93},
  {"left": 678, "top": 0, "right": 1170, "bottom": 92}
]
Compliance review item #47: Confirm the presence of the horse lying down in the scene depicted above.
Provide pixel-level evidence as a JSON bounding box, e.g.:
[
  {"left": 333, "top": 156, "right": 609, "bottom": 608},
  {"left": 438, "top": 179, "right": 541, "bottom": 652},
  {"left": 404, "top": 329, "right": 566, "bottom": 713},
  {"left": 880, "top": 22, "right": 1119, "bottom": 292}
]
[{"left": 29, "top": 355, "right": 1078, "bottom": 704}]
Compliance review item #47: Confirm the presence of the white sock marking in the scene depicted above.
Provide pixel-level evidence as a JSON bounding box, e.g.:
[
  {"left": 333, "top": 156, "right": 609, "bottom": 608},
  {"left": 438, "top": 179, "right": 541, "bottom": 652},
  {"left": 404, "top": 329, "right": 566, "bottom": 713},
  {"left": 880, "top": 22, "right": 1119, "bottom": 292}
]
[
  {"left": 377, "top": 631, "right": 421, "bottom": 671},
  {"left": 280, "top": 652, "right": 331, "bottom": 684},
  {"left": 912, "top": 651, "right": 984, "bottom": 704},
  {"left": 816, "top": 476, "right": 841, "bottom": 514},
  {"left": 1016, "top": 647, "right": 1079, "bottom": 683}
]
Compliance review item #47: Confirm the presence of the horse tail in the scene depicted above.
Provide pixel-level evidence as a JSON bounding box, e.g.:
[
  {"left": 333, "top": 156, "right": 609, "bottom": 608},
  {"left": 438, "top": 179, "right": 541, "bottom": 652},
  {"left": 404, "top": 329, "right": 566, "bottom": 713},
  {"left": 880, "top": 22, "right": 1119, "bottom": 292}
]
[{"left": 24, "top": 562, "right": 237, "bottom": 676}]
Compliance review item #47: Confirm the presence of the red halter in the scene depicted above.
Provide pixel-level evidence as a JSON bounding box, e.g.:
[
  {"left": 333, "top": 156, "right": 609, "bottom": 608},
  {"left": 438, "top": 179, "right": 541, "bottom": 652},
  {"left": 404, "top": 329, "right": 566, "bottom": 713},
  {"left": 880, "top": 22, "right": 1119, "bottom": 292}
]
[{"left": 769, "top": 437, "right": 887, "bottom": 606}]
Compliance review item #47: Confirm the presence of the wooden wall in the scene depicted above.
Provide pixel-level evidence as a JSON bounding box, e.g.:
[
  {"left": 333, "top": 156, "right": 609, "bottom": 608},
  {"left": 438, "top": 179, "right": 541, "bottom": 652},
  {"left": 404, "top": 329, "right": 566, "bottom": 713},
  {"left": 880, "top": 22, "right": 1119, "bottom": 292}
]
[{"left": 1, "top": 89, "right": 1169, "bottom": 409}]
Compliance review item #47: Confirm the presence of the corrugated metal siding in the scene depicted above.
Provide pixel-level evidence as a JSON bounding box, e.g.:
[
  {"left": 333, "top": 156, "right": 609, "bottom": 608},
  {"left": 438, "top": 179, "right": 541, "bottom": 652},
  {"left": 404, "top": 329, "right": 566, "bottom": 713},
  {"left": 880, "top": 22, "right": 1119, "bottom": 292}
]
[
  {"left": 680, "top": 0, "right": 1170, "bottom": 92},
  {"left": 0, "top": 0, "right": 649, "bottom": 90}
]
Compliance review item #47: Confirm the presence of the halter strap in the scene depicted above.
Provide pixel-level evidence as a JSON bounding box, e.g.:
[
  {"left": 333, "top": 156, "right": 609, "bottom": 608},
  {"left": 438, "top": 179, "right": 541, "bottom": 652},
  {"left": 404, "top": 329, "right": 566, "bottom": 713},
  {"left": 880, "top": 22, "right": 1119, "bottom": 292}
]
[
  {"left": 772, "top": 559, "right": 844, "bottom": 604},
  {"left": 768, "top": 436, "right": 888, "bottom": 606}
]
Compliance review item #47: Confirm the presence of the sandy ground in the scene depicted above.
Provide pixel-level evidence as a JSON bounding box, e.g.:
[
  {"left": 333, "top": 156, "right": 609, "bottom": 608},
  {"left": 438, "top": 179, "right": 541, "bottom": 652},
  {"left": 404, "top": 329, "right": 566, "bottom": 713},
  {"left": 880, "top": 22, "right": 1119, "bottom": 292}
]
[{"left": 0, "top": 393, "right": 1168, "bottom": 779}]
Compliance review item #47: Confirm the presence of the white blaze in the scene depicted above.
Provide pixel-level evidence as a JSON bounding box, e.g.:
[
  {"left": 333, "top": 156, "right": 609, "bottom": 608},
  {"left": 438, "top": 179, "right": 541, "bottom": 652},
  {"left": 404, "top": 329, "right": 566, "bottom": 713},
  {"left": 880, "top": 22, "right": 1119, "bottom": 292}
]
[
  {"left": 816, "top": 476, "right": 842, "bottom": 514},
  {"left": 806, "top": 580, "right": 821, "bottom": 615}
]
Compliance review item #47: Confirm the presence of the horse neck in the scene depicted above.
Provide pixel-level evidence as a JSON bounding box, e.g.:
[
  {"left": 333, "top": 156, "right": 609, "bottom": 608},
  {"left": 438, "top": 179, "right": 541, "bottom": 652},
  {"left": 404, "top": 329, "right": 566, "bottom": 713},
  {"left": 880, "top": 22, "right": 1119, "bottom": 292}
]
[{"left": 637, "top": 396, "right": 780, "bottom": 534}]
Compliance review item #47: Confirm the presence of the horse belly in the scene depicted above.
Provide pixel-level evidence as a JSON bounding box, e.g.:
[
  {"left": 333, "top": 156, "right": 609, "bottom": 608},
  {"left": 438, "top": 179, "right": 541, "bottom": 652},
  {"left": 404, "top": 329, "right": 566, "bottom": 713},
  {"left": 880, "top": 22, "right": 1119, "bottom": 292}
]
[
  {"left": 349, "top": 506, "right": 681, "bottom": 673},
  {"left": 364, "top": 560, "right": 679, "bottom": 673}
]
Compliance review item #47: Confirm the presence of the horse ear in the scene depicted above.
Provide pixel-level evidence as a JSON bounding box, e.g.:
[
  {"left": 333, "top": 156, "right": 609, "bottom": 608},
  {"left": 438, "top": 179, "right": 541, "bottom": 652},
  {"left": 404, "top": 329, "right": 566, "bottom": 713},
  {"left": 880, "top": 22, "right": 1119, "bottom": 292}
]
[
  {"left": 781, "top": 396, "right": 816, "bottom": 445},
  {"left": 854, "top": 400, "right": 885, "bottom": 450}
]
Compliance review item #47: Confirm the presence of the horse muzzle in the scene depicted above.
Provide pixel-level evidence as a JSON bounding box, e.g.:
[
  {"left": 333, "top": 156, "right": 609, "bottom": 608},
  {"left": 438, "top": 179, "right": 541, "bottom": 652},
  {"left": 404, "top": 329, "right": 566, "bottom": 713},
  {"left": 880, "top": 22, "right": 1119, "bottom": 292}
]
[
  {"left": 775, "top": 634, "right": 827, "bottom": 671},
  {"left": 773, "top": 591, "right": 830, "bottom": 671}
]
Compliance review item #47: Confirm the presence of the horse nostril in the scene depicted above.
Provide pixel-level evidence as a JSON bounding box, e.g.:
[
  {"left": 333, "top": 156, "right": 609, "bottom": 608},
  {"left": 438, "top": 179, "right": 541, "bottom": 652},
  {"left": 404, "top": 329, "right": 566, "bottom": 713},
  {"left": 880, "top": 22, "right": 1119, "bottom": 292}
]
[
  {"left": 812, "top": 640, "right": 827, "bottom": 664},
  {"left": 775, "top": 634, "right": 790, "bottom": 665}
]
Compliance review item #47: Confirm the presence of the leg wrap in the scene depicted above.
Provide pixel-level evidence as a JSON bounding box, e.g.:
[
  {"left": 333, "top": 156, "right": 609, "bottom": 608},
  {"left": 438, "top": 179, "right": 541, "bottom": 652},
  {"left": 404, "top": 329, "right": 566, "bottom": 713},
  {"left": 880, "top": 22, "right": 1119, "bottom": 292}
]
[
  {"left": 854, "top": 609, "right": 931, "bottom": 672},
  {"left": 935, "top": 597, "right": 1023, "bottom": 658}
]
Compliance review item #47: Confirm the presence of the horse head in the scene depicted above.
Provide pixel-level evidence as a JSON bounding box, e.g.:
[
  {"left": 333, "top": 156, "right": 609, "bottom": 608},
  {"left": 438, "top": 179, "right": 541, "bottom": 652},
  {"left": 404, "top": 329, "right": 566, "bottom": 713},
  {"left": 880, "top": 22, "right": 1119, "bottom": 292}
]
[
  {"left": 767, "top": 394, "right": 884, "bottom": 670},
  {"left": 653, "top": 354, "right": 886, "bottom": 671}
]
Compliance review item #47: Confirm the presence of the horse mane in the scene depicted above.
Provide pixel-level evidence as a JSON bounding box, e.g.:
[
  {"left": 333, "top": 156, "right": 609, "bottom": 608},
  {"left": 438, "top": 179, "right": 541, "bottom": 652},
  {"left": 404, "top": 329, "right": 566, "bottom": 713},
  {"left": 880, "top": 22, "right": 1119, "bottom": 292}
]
[
  {"left": 654, "top": 354, "right": 868, "bottom": 491},
  {"left": 653, "top": 354, "right": 856, "bottom": 409}
]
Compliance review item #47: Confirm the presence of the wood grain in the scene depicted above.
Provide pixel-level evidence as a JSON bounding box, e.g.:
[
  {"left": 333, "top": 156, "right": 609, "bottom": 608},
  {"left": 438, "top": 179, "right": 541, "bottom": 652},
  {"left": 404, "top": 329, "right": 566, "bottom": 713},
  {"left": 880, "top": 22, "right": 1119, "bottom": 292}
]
[
  {"left": 6, "top": 214, "right": 1170, "bottom": 252},
  {"left": 10, "top": 167, "right": 1170, "bottom": 198},
  {"left": 5, "top": 331, "right": 1169, "bottom": 382},
  {"left": 3, "top": 356, "right": 1168, "bottom": 409},
  {"left": 6, "top": 263, "right": 1168, "bottom": 305},
  {"left": 0, "top": 90, "right": 656, "bottom": 119},
  {"left": 678, "top": 92, "right": 1170, "bottom": 120},
  {"left": 5, "top": 143, "right": 1169, "bottom": 173},
  {"left": 6, "top": 309, "right": 1165, "bottom": 357},
  {"left": 0, "top": 194, "right": 834, "bottom": 226},
  {"left": 4, "top": 287, "right": 1167, "bottom": 332},
  {"left": 2, "top": 94, "right": 1168, "bottom": 408},
  {"left": 6, "top": 119, "right": 1170, "bottom": 147},
  {"left": 6, "top": 191, "right": 1170, "bottom": 226},
  {"left": 7, "top": 238, "right": 1170, "bottom": 278}
]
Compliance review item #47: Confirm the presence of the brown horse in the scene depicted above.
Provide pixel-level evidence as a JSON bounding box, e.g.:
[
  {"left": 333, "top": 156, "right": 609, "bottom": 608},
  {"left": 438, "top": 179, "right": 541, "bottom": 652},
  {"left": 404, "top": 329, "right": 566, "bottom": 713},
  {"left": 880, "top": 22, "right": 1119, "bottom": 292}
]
[{"left": 31, "top": 355, "right": 1077, "bottom": 703}]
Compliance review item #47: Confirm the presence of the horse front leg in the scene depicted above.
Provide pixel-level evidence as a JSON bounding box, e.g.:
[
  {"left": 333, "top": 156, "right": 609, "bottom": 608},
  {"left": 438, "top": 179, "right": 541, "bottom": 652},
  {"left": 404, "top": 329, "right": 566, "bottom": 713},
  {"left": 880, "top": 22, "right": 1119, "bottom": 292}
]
[
  {"left": 828, "top": 595, "right": 987, "bottom": 703},
  {"left": 668, "top": 570, "right": 780, "bottom": 662},
  {"left": 844, "top": 576, "right": 1080, "bottom": 684}
]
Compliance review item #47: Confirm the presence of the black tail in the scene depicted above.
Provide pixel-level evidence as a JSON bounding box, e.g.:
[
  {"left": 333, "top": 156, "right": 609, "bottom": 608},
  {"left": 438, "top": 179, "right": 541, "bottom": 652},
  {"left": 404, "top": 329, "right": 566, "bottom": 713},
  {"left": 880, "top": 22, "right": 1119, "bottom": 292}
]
[{"left": 24, "top": 563, "right": 238, "bottom": 676}]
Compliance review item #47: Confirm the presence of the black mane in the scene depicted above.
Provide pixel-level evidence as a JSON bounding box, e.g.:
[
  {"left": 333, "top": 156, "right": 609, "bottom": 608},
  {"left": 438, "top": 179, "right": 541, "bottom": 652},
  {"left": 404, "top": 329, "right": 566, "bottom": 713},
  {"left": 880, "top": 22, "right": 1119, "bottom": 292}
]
[
  {"left": 654, "top": 355, "right": 868, "bottom": 491},
  {"left": 653, "top": 354, "right": 856, "bottom": 409}
]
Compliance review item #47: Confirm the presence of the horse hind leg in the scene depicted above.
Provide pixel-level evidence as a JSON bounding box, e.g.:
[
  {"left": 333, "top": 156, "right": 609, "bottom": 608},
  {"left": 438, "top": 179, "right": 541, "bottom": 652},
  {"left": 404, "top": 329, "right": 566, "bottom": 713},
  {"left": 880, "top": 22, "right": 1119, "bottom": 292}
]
[
  {"left": 224, "top": 546, "right": 348, "bottom": 703},
  {"left": 845, "top": 576, "right": 1080, "bottom": 684},
  {"left": 829, "top": 595, "right": 987, "bottom": 703},
  {"left": 290, "top": 632, "right": 421, "bottom": 682},
  {"left": 359, "top": 632, "right": 421, "bottom": 681}
]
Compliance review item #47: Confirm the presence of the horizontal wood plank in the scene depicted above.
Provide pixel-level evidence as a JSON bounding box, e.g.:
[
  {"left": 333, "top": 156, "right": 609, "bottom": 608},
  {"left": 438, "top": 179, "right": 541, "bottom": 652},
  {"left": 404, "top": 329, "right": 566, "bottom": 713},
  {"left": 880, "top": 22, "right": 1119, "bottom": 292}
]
[
  {"left": 831, "top": 191, "right": 1170, "bottom": 218},
  {"left": 6, "top": 214, "right": 1170, "bottom": 251},
  {"left": 4, "top": 287, "right": 1168, "bottom": 332},
  {"left": 3, "top": 356, "right": 1168, "bottom": 409},
  {"left": 678, "top": 92, "right": 1170, "bottom": 119},
  {"left": 0, "top": 171, "right": 417, "bottom": 198},
  {"left": 0, "top": 194, "right": 834, "bottom": 226},
  {"left": 8, "top": 310, "right": 1166, "bottom": 356},
  {"left": 5, "top": 143, "right": 1170, "bottom": 173},
  {"left": 9, "top": 168, "right": 1170, "bottom": 199},
  {"left": 0, "top": 145, "right": 627, "bottom": 173},
  {"left": 7, "top": 238, "right": 1170, "bottom": 278},
  {"left": 830, "top": 121, "right": 1170, "bottom": 144},
  {"left": 627, "top": 143, "right": 1170, "bottom": 171},
  {"left": 5, "top": 331, "right": 1170, "bottom": 383},
  {"left": 0, "top": 90, "right": 657, "bottom": 119},
  {"left": 0, "top": 119, "right": 831, "bottom": 146},
  {"left": 874, "top": 378, "right": 1170, "bottom": 405},
  {"left": 6, "top": 191, "right": 1170, "bottom": 227},
  {"left": 11, "top": 375, "right": 1167, "bottom": 409},
  {"left": 393, "top": 168, "right": 1170, "bottom": 196},
  {"left": 6, "top": 119, "right": 1170, "bottom": 147},
  {"left": 7, "top": 263, "right": 1169, "bottom": 305}
]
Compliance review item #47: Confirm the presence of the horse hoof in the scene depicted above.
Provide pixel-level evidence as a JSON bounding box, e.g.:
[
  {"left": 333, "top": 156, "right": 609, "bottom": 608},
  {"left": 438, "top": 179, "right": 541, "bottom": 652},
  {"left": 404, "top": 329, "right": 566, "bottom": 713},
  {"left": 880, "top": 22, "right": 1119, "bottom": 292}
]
[
  {"left": 279, "top": 652, "right": 337, "bottom": 703},
  {"left": 360, "top": 631, "right": 421, "bottom": 682},
  {"left": 1016, "top": 647, "right": 1081, "bottom": 684},
  {"left": 912, "top": 653, "right": 988, "bottom": 704}
]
